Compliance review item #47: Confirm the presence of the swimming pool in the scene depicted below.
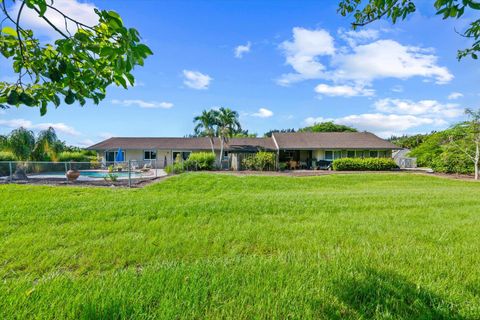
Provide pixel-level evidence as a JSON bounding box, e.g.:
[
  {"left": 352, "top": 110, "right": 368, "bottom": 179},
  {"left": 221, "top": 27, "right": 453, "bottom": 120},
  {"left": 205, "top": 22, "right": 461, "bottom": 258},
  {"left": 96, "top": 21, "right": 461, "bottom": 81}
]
[{"left": 30, "top": 170, "right": 143, "bottom": 180}]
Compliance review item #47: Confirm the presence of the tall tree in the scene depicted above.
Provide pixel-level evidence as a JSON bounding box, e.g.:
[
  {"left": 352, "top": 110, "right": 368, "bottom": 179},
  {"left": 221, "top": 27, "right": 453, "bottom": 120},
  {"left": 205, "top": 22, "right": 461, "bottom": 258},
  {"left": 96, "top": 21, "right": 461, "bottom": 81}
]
[
  {"left": 338, "top": 0, "right": 480, "bottom": 60},
  {"left": 193, "top": 109, "right": 217, "bottom": 154},
  {"left": 6, "top": 127, "right": 35, "bottom": 160},
  {"left": 0, "top": 0, "right": 152, "bottom": 114},
  {"left": 299, "top": 121, "right": 357, "bottom": 133},
  {"left": 216, "top": 107, "right": 241, "bottom": 165},
  {"left": 448, "top": 109, "right": 480, "bottom": 180},
  {"left": 31, "top": 127, "right": 64, "bottom": 161}
]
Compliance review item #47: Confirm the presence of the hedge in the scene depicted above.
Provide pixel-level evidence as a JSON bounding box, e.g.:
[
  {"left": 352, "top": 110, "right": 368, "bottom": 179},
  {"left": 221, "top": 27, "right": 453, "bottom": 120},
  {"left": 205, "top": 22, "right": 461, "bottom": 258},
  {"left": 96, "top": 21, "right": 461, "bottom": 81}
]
[
  {"left": 242, "top": 152, "right": 276, "bottom": 171},
  {"left": 0, "top": 151, "right": 16, "bottom": 161},
  {"left": 184, "top": 152, "right": 216, "bottom": 170},
  {"left": 164, "top": 163, "right": 185, "bottom": 174},
  {"left": 57, "top": 151, "right": 96, "bottom": 162},
  {"left": 332, "top": 158, "right": 398, "bottom": 171}
]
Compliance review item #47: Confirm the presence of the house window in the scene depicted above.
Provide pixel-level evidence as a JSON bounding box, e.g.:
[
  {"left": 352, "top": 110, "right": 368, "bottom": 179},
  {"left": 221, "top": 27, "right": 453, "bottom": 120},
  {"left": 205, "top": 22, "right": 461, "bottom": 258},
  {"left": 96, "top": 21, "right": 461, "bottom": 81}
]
[
  {"left": 223, "top": 151, "right": 229, "bottom": 159},
  {"left": 356, "top": 151, "right": 364, "bottom": 158},
  {"left": 105, "top": 150, "right": 125, "bottom": 162},
  {"left": 369, "top": 150, "right": 378, "bottom": 158},
  {"left": 144, "top": 150, "right": 157, "bottom": 160},
  {"left": 325, "top": 151, "right": 333, "bottom": 160},
  {"left": 334, "top": 151, "right": 342, "bottom": 159},
  {"left": 378, "top": 151, "right": 386, "bottom": 158},
  {"left": 347, "top": 151, "right": 355, "bottom": 158}
]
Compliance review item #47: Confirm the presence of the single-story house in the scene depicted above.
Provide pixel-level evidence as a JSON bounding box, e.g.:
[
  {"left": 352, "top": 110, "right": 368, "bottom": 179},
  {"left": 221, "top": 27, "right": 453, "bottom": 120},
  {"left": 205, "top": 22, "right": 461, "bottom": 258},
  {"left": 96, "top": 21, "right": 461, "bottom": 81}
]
[{"left": 87, "top": 132, "right": 400, "bottom": 170}]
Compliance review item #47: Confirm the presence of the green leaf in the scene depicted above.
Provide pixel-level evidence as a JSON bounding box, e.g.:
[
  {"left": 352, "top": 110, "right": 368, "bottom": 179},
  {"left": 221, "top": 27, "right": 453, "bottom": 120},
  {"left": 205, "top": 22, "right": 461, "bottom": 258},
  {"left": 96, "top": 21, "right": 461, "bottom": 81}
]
[
  {"left": 40, "top": 102, "right": 47, "bottom": 116},
  {"left": 1, "top": 26, "right": 18, "bottom": 37}
]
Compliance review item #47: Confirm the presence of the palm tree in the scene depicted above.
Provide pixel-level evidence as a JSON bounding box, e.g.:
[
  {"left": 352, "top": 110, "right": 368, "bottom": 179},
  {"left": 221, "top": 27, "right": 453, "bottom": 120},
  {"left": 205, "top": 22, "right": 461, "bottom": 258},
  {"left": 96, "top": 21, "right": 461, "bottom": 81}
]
[
  {"left": 32, "top": 127, "right": 63, "bottom": 161},
  {"left": 193, "top": 110, "right": 217, "bottom": 154},
  {"left": 6, "top": 127, "right": 36, "bottom": 160},
  {"left": 216, "top": 107, "right": 241, "bottom": 166}
]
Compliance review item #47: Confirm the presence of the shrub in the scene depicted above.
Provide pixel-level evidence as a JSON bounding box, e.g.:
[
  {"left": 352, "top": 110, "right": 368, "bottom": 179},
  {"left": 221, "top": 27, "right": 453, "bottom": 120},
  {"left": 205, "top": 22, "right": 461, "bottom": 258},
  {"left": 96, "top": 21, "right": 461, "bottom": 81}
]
[
  {"left": 242, "top": 152, "right": 276, "bottom": 171},
  {"left": 333, "top": 158, "right": 398, "bottom": 171},
  {"left": 185, "top": 152, "right": 216, "bottom": 171},
  {"left": 164, "top": 163, "right": 185, "bottom": 175},
  {"left": 0, "top": 151, "right": 15, "bottom": 161},
  {"left": 57, "top": 151, "right": 96, "bottom": 162}
]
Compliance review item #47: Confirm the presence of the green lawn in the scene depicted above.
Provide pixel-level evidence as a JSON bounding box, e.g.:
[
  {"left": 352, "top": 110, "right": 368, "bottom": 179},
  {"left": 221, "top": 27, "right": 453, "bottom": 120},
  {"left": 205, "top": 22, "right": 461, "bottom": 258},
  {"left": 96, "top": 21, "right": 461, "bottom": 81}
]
[{"left": 1, "top": 173, "right": 480, "bottom": 319}]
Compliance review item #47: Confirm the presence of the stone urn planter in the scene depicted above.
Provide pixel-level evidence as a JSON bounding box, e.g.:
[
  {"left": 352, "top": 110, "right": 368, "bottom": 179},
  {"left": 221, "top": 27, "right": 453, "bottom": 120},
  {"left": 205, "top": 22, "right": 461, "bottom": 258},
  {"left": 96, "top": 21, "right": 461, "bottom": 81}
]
[{"left": 66, "top": 169, "right": 80, "bottom": 181}]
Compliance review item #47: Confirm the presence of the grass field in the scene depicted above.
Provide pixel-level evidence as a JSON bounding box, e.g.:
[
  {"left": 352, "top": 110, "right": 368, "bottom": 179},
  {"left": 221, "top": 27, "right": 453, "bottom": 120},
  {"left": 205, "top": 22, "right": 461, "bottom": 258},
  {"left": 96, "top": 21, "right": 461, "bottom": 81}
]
[{"left": 1, "top": 173, "right": 480, "bottom": 319}]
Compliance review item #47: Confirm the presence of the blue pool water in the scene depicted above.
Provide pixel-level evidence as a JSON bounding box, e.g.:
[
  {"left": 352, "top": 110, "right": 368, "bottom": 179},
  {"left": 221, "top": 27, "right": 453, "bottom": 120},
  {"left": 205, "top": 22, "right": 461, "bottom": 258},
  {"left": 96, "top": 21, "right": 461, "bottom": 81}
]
[{"left": 34, "top": 170, "right": 142, "bottom": 179}]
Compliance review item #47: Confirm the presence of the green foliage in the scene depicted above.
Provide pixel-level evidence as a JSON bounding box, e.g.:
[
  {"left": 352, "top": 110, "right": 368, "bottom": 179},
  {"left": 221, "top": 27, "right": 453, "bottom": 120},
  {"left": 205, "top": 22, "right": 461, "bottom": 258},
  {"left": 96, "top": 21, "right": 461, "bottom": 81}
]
[
  {"left": 57, "top": 151, "right": 96, "bottom": 162},
  {"left": 5, "top": 127, "right": 35, "bottom": 160},
  {"left": 389, "top": 133, "right": 432, "bottom": 149},
  {"left": 409, "top": 122, "right": 478, "bottom": 174},
  {"left": 0, "top": 150, "right": 15, "bottom": 161},
  {"left": 0, "top": 0, "right": 152, "bottom": 113},
  {"left": 242, "top": 151, "right": 276, "bottom": 171},
  {"left": 1, "top": 126, "right": 72, "bottom": 161},
  {"left": 185, "top": 152, "right": 216, "bottom": 170},
  {"left": 264, "top": 128, "right": 295, "bottom": 137},
  {"left": 299, "top": 121, "right": 357, "bottom": 133},
  {"left": 1, "top": 174, "right": 480, "bottom": 318},
  {"left": 164, "top": 162, "right": 185, "bottom": 175},
  {"left": 337, "top": 0, "right": 480, "bottom": 60},
  {"left": 333, "top": 158, "right": 398, "bottom": 171}
]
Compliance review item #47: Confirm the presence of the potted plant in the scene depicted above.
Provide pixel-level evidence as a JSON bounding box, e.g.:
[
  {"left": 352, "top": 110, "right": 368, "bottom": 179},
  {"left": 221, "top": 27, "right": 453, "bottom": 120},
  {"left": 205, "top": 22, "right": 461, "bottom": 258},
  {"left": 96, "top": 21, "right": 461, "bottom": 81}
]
[{"left": 66, "top": 169, "right": 80, "bottom": 181}]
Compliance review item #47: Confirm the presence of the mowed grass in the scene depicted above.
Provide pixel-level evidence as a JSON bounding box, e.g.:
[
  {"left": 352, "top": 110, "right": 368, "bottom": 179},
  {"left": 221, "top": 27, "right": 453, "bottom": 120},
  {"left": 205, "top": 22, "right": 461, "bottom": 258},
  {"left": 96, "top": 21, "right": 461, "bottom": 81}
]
[{"left": 1, "top": 173, "right": 480, "bottom": 319}]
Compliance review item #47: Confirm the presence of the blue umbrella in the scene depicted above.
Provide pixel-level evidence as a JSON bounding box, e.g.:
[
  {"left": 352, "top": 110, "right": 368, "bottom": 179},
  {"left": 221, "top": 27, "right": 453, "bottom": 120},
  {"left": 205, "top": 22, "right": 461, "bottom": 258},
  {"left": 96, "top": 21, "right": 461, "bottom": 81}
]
[{"left": 115, "top": 148, "right": 124, "bottom": 162}]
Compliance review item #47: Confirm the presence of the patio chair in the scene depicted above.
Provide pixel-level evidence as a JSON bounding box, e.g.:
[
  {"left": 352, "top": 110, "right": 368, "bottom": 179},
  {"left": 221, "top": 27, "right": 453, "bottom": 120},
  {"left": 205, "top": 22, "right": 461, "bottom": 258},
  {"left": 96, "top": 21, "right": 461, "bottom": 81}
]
[{"left": 289, "top": 160, "right": 298, "bottom": 170}]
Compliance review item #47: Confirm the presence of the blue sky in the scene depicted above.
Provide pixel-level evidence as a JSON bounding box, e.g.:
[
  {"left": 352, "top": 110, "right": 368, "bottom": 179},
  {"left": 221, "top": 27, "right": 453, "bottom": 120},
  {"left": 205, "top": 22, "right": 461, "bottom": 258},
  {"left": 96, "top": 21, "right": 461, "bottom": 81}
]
[{"left": 1, "top": 0, "right": 479, "bottom": 146}]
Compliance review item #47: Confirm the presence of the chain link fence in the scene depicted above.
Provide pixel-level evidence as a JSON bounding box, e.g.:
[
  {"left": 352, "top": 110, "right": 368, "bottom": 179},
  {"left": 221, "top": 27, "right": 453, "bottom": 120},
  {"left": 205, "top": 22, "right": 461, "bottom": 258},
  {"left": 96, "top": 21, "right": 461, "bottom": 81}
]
[{"left": 0, "top": 160, "right": 164, "bottom": 187}]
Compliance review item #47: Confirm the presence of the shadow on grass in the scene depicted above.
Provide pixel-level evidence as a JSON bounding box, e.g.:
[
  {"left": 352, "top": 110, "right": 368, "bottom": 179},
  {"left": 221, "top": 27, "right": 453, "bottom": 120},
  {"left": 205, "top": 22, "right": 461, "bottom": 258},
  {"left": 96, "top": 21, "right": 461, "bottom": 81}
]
[{"left": 332, "top": 268, "right": 465, "bottom": 320}]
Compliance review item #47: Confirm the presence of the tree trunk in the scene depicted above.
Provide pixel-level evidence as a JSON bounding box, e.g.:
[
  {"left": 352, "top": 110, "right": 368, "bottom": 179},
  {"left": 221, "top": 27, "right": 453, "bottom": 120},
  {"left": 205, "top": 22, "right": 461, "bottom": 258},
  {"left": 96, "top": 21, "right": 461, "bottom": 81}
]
[
  {"left": 475, "top": 140, "right": 479, "bottom": 180},
  {"left": 219, "top": 137, "right": 224, "bottom": 169},
  {"left": 209, "top": 136, "right": 215, "bottom": 155}
]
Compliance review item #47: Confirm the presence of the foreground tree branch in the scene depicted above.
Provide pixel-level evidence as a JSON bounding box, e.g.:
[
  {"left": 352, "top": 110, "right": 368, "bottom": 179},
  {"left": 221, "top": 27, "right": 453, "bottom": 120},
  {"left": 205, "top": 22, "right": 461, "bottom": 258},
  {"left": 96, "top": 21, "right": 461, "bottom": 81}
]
[{"left": 0, "top": 0, "right": 153, "bottom": 115}]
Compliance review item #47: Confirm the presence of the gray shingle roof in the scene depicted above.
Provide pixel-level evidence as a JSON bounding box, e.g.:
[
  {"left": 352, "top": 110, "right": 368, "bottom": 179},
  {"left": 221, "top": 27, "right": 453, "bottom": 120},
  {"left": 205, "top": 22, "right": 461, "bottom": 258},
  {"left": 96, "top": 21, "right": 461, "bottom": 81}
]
[
  {"left": 87, "top": 132, "right": 399, "bottom": 151},
  {"left": 272, "top": 132, "right": 400, "bottom": 150}
]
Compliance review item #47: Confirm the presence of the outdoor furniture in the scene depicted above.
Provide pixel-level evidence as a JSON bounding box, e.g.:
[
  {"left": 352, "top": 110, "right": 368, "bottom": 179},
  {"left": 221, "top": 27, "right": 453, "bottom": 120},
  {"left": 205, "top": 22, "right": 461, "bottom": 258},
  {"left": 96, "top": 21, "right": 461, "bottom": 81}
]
[
  {"left": 317, "top": 160, "right": 332, "bottom": 170},
  {"left": 289, "top": 160, "right": 298, "bottom": 170},
  {"left": 299, "top": 161, "right": 307, "bottom": 169}
]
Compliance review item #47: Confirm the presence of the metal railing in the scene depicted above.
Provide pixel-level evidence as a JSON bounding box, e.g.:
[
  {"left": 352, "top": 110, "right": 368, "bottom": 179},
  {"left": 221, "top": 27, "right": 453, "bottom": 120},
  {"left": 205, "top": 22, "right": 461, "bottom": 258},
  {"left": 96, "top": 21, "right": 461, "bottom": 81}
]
[{"left": 0, "top": 159, "right": 161, "bottom": 187}]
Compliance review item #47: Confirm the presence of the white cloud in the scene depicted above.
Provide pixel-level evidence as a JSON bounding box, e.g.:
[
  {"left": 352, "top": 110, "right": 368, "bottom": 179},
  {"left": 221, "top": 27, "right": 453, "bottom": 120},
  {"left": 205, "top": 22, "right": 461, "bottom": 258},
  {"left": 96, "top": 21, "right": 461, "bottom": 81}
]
[
  {"left": 0, "top": 118, "right": 80, "bottom": 136},
  {"left": 183, "top": 70, "right": 212, "bottom": 90},
  {"left": 304, "top": 114, "right": 446, "bottom": 137},
  {"left": 338, "top": 28, "right": 379, "bottom": 47},
  {"left": 331, "top": 40, "right": 453, "bottom": 85},
  {"left": 10, "top": 0, "right": 98, "bottom": 39},
  {"left": 374, "top": 98, "right": 463, "bottom": 118},
  {"left": 278, "top": 27, "right": 335, "bottom": 85},
  {"left": 251, "top": 108, "right": 274, "bottom": 118},
  {"left": 448, "top": 92, "right": 463, "bottom": 100},
  {"left": 111, "top": 99, "right": 173, "bottom": 109},
  {"left": 314, "top": 83, "right": 375, "bottom": 97},
  {"left": 234, "top": 42, "right": 251, "bottom": 58},
  {"left": 278, "top": 27, "right": 453, "bottom": 88}
]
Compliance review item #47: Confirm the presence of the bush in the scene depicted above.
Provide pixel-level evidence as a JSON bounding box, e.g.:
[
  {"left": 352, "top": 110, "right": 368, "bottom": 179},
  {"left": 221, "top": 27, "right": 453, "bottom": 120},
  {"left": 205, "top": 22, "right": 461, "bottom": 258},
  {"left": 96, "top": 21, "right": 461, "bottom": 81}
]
[
  {"left": 57, "top": 151, "right": 96, "bottom": 162},
  {"left": 333, "top": 158, "right": 398, "bottom": 171},
  {"left": 242, "top": 151, "right": 276, "bottom": 171},
  {"left": 0, "top": 151, "right": 15, "bottom": 161},
  {"left": 185, "top": 152, "right": 216, "bottom": 171},
  {"left": 164, "top": 163, "right": 185, "bottom": 175}
]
